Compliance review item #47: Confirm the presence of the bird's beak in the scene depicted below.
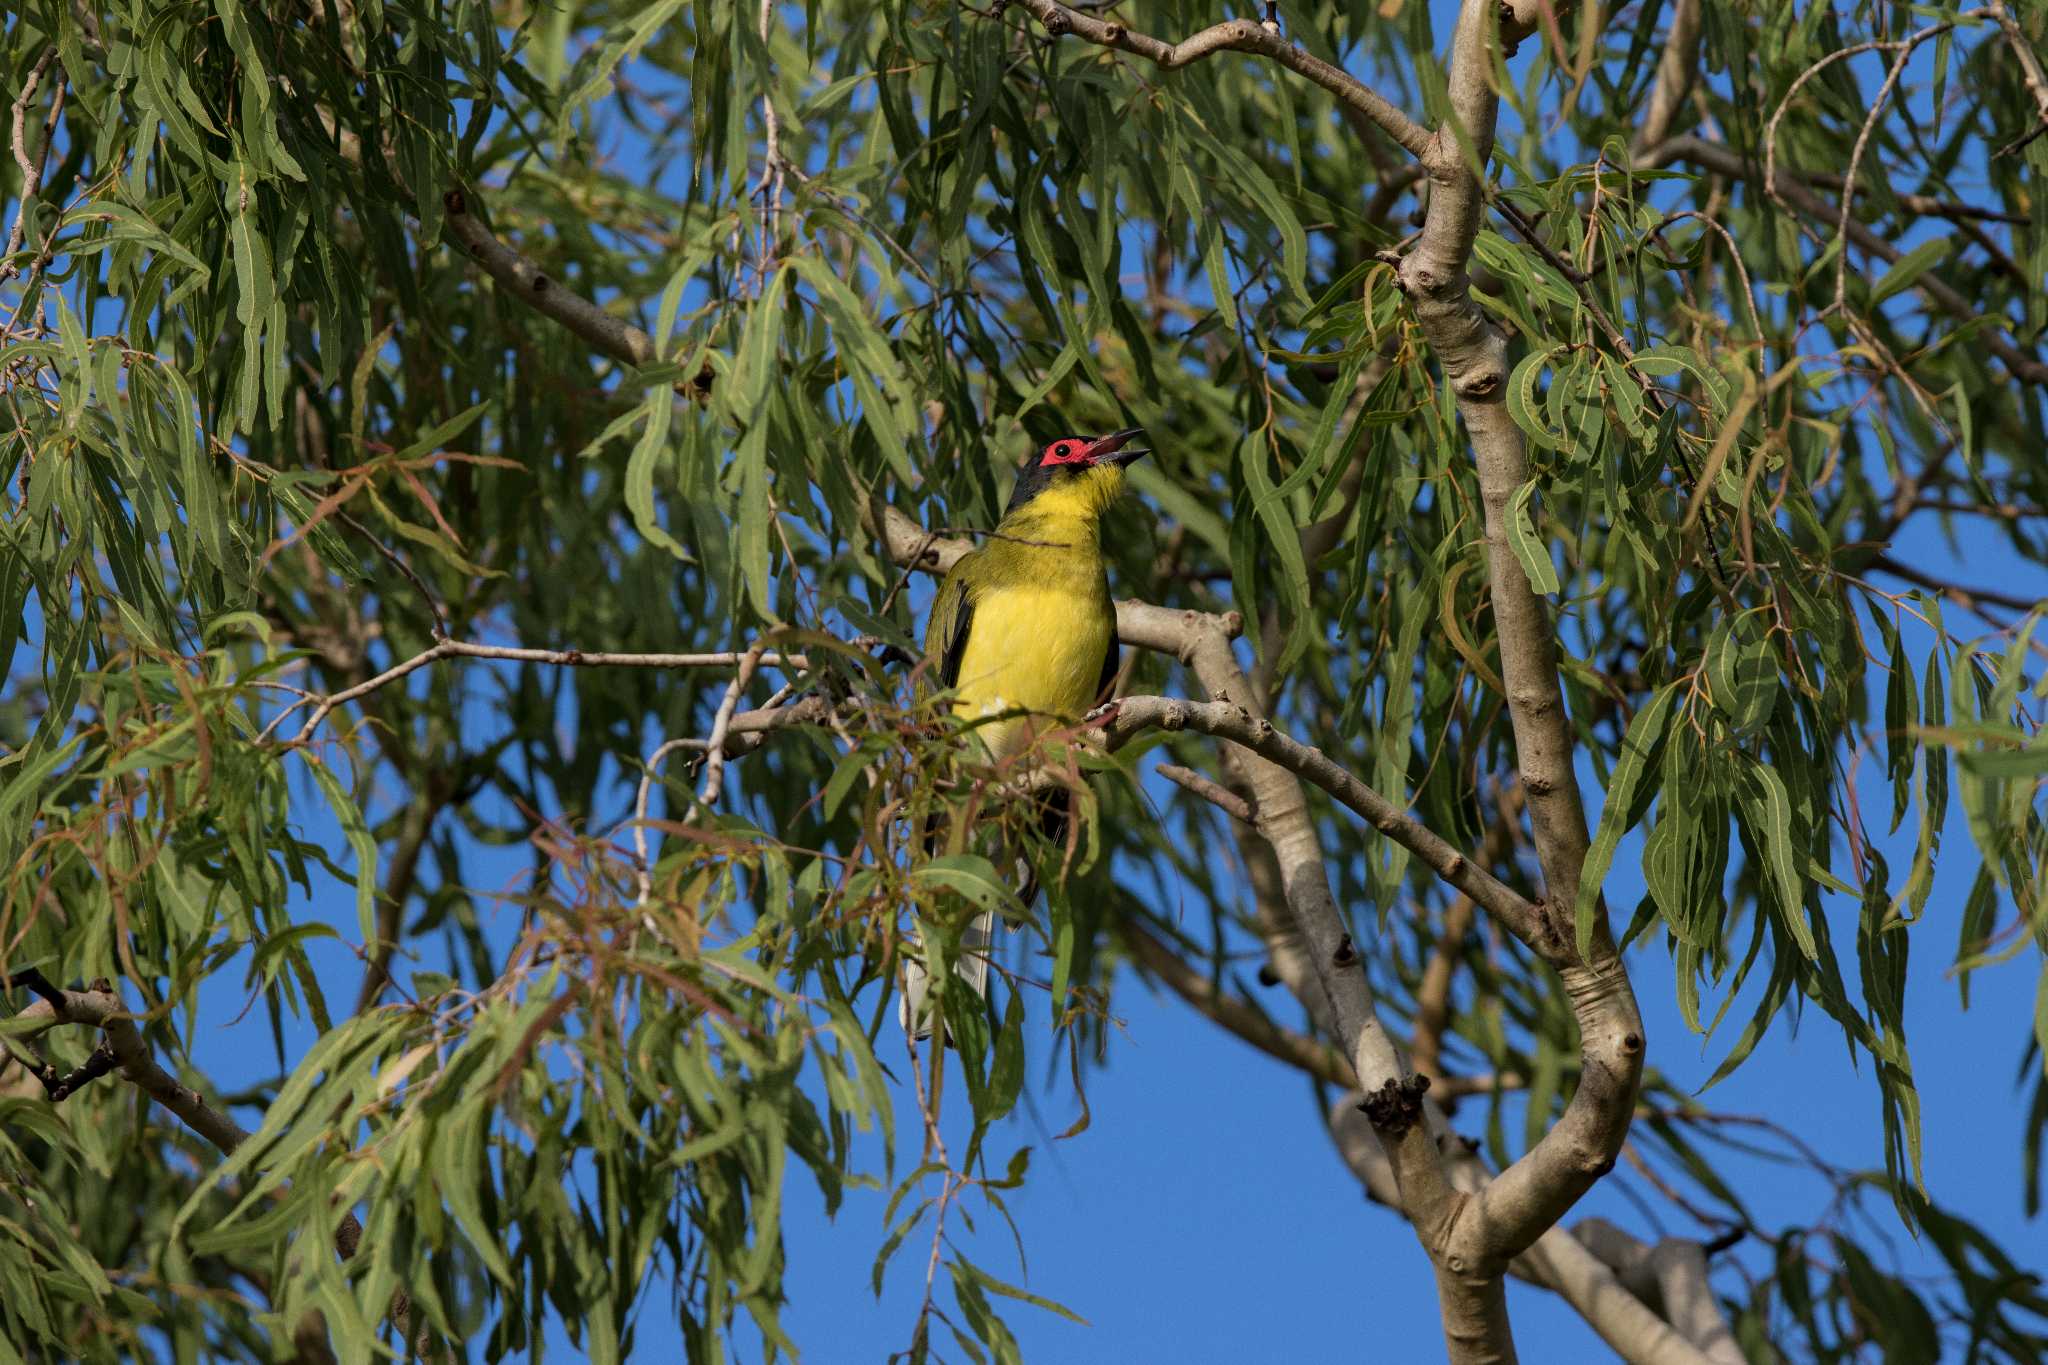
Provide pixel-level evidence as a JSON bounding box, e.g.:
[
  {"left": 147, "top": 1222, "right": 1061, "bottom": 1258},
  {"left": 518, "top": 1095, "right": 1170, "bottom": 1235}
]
[{"left": 1084, "top": 427, "right": 1150, "bottom": 466}]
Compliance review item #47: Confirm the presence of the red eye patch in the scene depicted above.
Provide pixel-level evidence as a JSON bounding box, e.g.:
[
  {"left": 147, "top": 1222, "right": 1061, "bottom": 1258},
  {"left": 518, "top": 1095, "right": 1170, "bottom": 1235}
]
[{"left": 1038, "top": 438, "right": 1090, "bottom": 466}]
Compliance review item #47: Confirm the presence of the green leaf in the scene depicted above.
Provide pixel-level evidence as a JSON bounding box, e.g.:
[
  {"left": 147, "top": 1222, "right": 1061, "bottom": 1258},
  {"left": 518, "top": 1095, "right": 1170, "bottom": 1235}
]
[
  {"left": 1576, "top": 684, "right": 1680, "bottom": 954},
  {"left": 1505, "top": 478, "right": 1562, "bottom": 596},
  {"left": 1738, "top": 759, "right": 1817, "bottom": 961},
  {"left": 1706, "top": 610, "right": 1777, "bottom": 734},
  {"left": 1506, "top": 344, "right": 1570, "bottom": 451},
  {"left": 306, "top": 757, "right": 378, "bottom": 948},
  {"left": 910, "top": 855, "right": 1024, "bottom": 920},
  {"left": 1869, "top": 237, "right": 1951, "bottom": 306}
]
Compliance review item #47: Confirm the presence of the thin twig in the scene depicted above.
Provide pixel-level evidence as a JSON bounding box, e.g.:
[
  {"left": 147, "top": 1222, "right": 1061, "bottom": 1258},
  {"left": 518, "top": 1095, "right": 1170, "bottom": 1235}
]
[
  {"left": 1869, "top": 552, "right": 2040, "bottom": 617},
  {"left": 1004, "top": 2, "right": 1434, "bottom": 159},
  {"left": 1990, "top": 1, "right": 2048, "bottom": 154},
  {"left": 1830, "top": 24, "right": 1957, "bottom": 314},
  {"left": 1155, "top": 762, "right": 1255, "bottom": 823},
  {"left": 2, "top": 49, "right": 60, "bottom": 287},
  {"left": 334, "top": 508, "right": 450, "bottom": 639},
  {"left": 262, "top": 640, "right": 809, "bottom": 744},
  {"left": 697, "top": 645, "right": 766, "bottom": 805}
]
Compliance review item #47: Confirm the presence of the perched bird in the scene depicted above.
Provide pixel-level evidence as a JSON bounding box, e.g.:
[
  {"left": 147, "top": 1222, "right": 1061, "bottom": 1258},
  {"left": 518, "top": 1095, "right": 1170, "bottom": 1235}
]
[{"left": 898, "top": 426, "right": 1150, "bottom": 1040}]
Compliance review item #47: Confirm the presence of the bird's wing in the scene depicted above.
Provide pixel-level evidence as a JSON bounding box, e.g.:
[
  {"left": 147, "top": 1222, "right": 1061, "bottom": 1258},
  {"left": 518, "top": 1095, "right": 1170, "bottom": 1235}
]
[
  {"left": 1094, "top": 638, "right": 1121, "bottom": 706},
  {"left": 925, "top": 568, "right": 978, "bottom": 691}
]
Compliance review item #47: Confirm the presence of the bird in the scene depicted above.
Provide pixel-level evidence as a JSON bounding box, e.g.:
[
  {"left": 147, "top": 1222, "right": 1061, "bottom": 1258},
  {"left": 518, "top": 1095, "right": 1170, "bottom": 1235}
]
[{"left": 898, "top": 426, "right": 1150, "bottom": 1041}]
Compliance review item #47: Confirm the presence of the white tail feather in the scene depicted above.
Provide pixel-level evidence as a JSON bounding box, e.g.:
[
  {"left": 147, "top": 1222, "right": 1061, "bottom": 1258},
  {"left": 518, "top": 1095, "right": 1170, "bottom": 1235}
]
[{"left": 898, "top": 911, "right": 995, "bottom": 1043}]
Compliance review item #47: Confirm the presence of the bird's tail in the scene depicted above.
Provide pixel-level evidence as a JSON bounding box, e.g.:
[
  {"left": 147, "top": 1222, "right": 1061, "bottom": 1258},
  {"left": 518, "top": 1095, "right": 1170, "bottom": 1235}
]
[
  {"left": 897, "top": 910, "right": 993, "bottom": 1044},
  {"left": 899, "top": 787, "right": 1069, "bottom": 1044}
]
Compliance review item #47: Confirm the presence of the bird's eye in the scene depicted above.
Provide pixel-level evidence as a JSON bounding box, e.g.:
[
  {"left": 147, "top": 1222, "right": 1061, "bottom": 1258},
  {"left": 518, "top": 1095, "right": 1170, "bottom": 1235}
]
[{"left": 1053, "top": 443, "right": 1072, "bottom": 459}]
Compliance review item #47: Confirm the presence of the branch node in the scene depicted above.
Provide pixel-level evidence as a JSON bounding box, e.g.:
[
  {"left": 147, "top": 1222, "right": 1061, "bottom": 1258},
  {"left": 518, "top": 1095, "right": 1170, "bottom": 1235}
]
[
  {"left": 1356, "top": 1073, "right": 1432, "bottom": 1136},
  {"left": 1332, "top": 932, "right": 1356, "bottom": 967},
  {"left": 1256, "top": 962, "right": 1282, "bottom": 987},
  {"left": 42, "top": 1039, "right": 119, "bottom": 1102},
  {"left": 1620, "top": 1031, "right": 1642, "bottom": 1055},
  {"left": 1453, "top": 369, "right": 1503, "bottom": 399},
  {"left": 442, "top": 188, "right": 466, "bottom": 216},
  {"left": 1042, "top": 7, "right": 1070, "bottom": 35}
]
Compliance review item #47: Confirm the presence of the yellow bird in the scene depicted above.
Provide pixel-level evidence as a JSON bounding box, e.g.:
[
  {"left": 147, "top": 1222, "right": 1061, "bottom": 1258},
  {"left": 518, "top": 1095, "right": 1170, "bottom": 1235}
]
[{"left": 899, "top": 426, "right": 1149, "bottom": 1040}]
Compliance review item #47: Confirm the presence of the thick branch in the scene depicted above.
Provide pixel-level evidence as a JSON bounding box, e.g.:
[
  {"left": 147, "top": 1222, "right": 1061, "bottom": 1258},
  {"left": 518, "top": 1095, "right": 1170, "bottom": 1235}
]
[
  {"left": 440, "top": 190, "right": 655, "bottom": 368},
  {"left": 1101, "top": 696, "right": 1547, "bottom": 949},
  {"left": 1576, "top": 1219, "right": 1745, "bottom": 1365},
  {"left": 1331, "top": 1104, "right": 1723, "bottom": 1365},
  {"left": 5, "top": 980, "right": 420, "bottom": 1351},
  {"left": 1381, "top": 3, "right": 1644, "bottom": 1346},
  {"left": 1008, "top": 2, "right": 1434, "bottom": 158},
  {"left": 1632, "top": 0, "right": 1701, "bottom": 154},
  {"left": 1110, "top": 628, "right": 1461, "bottom": 1243}
]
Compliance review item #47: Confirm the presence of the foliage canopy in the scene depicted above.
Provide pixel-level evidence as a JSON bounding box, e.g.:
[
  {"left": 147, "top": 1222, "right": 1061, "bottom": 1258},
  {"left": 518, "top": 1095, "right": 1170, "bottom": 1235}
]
[{"left": 2, "top": 0, "right": 2047, "bottom": 1361}]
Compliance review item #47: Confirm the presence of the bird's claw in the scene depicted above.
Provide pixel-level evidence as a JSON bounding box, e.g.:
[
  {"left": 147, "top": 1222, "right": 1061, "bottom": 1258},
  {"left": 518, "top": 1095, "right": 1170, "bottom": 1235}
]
[{"left": 1084, "top": 699, "right": 1123, "bottom": 729}]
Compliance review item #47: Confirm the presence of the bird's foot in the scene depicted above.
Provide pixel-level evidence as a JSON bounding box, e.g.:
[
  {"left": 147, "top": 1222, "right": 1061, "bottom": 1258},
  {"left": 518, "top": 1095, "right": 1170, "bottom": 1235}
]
[{"left": 1083, "top": 698, "right": 1123, "bottom": 730}]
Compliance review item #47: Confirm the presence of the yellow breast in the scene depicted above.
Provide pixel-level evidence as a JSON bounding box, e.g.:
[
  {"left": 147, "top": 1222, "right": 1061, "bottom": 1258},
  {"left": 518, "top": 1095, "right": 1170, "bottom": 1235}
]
[{"left": 950, "top": 582, "right": 1113, "bottom": 758}]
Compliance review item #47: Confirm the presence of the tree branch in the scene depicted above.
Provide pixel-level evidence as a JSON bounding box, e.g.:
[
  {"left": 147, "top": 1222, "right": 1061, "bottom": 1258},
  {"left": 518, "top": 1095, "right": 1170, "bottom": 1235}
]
[
  {"left": 440, "top": 189, "right": 656, "bottom": 368},
  {"left": 1007, "top": 2, "right": 1434, "bottom": 158},
  {"left": 2, "top": 48, "right": 60, "bottom": 286},
  {"left": 1989, "top": 1, "right": 2048, "bottom": 154},
  {"left": 3, "top": 978, "right": 425, "bottom": 1353},
  {"left": 11, "top": 985, "right": 255, "bottom": 1153},
  {"left": 1376, "top": 4, "right": 1644, "bottom": 1348},
  {"left": 1100, "top": 696, "right": 1546, "bottom": 947},
  {"left": 1631, "top": 0, "right": 1701, "bottom": 154},
  {"left": 354, "top": 781, "right": 452, "bottom": 1015},
  {"left": 873, "top": 501, "right": 1466, "bottom": 1326},
  {"left": 262, "top": 638, "right": 810, "bottom": 745},
  {"left": 1154, "top": 762, "right": 1255, "bottom": 824},
  {"left": 1575, "top": 1219, "right": 1746, "bottom": 1365},
  {"left": 1330, "top": 1103, "right": 1725, "bottom": 1365},
  {"left": 1121, "top": 918, "right": 1350, "bottom": 1088},
  {"left": 1645, "top": 134, "right": 2048, "bottom": 386},
  {"left": 1868, "top": 551, "right": 2040, "bottom": 619}
]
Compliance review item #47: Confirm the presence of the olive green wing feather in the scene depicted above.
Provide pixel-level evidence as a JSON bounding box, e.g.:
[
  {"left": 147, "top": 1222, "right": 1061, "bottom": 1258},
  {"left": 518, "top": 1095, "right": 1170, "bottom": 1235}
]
[{"left": 923, "top": 560, "right": 979, "bottom": 694}]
